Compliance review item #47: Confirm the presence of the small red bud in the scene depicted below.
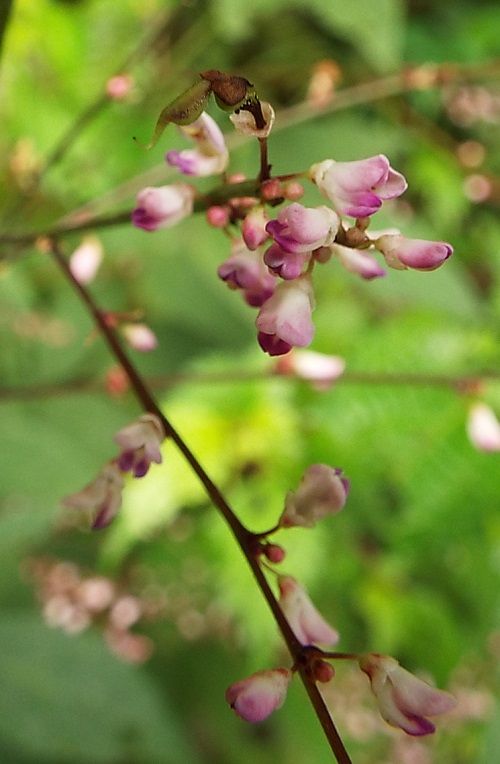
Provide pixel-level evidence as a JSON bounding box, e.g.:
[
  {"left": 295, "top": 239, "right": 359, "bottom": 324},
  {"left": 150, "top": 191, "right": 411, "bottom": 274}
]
[
  {"left": 206, "top": 205, "right": 230, "bottom": 227},
  {"left": 105, "top": 366, "right": 129, "bottom": 398},
  {"left": 312, "top": 659, "right": 335, "bottom": 683},
  {"left": 261, "top": 179, "right": 283, "bottom": 200},
  {"left": 264, "top": 544, "right": 286, "bottom": 563},
  {"left": 284, "top": 181, "right": 304, "bottom": 201}
]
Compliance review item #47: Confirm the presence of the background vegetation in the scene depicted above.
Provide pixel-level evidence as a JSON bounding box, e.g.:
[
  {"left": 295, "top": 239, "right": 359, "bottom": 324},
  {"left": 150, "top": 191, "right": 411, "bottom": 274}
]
[{"left": 0, "top": 0, "right": 499, "bottom": 762}]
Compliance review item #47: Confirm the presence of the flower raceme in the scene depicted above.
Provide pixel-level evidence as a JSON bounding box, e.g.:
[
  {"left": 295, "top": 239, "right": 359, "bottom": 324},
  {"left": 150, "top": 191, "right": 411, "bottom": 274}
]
[
  {"left": 278, "top": 575, "right": 339, "bottom": 646},
  {"left": 63, "top": 461, "right": 124, "bottom": 530},
  {"left": 114, "top": 413, "right": 165, "bottom": 478},
  {"left": 131, "top": 184, "right": 194, "bottom": 231},
  {"left": 226, "top": 668, "right": 292, "bottom": 723},
  {"left": 279, "top": 464, "right": 349, "bottom": 528},
  {"left": 359, "top": 653, "right": 457, "bottom": 736}
]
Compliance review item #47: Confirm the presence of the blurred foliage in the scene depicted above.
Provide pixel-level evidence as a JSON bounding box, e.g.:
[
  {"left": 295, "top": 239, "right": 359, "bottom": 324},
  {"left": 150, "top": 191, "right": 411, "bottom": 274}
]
[{"left": 0, "top": 0, "right": 500, "bottom": 762}]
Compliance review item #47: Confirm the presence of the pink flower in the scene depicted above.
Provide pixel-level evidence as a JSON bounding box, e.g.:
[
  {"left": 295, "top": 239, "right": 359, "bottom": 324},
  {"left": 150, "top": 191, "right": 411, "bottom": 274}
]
[
  {"left": 69, "top": 237, "right": 103, "bottom": 284},
  {"left": 226, "top": 668, "right": 292, "bottom": 723},
  {"left": 467, "top": 402, "right": 500, "bottom": 452},
  {"left": 256, "top": 276, "right": 315, "bottom": 356},
  {"left": 331, "top": 243, "right": 386, "bottom": 280},
  {"left": 218, "top": 239, "right": 277, "bottom": 307},
  {"left": 375, "top": 234, "right": 453, "bottom": 271},
  {"left": 279, "top": 464, "right": 349, "bottom": 528},
  {"left": 230, "top": 101, "right": 275, "bottom": 138},
  {"left": 242, "top": 206, "right": 270, "bottom": 250},
  {"left": 264, "top": 242, "right": 311, "bottom": 280},
  {"left": 122, "top": 324, "right": 158, "bottom": 353},
  {"left": 278, "top": 576, "right": 339, "bottom": 646},
  {"left": 166, "top": 112, "right": 229, "bottom": 177},
  {"left": 266, "top": 203, "right": 339, "bottom": 254},
  {"left": 282, "top": 349, "right": 345, "bottom": 390},
  {"left": 310, "top": 155, "right": 407, "bottom": 217},
  {"left": 114, "top": 413, "right": 164, "bottom": 478},
  {"left": 131, "top": 184, "right": 194, "bottom": 231},
  {"left": 63, "top": 462, "right": 124, "bottom": 530},
  {"left": 359, "top": 653, "right": 457, "bottom": 736}
]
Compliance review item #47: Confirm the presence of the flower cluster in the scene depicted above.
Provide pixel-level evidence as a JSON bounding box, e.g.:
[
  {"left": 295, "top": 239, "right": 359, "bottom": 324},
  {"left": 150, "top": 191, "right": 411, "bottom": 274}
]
[
  {"left": 63, "top": 413, "right": 165, "bottom": 529},
  {"left": 131, "top": 106, "right": 453, "bottom": 358},
  {"left": 224, "top": 464, "right": 456, "bottom": 735}
]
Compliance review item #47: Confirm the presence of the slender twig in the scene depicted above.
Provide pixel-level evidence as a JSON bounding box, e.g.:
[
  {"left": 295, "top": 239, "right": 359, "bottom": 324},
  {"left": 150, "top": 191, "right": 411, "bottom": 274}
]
[
  {"left": 49, "top": 238, "right": 351, "bottom": 763},
  {"left": 258, "top": 138, "right": 271, "bottom": 182},
  {"left": 0, "top": 366, "right": 495, "bottom": 403}
]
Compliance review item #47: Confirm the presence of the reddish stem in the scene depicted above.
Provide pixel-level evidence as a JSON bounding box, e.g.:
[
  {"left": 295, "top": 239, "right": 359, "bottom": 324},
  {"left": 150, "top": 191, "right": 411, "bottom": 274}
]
[{"left": 49, "top": 238, "right": 352, "bottom": 764}]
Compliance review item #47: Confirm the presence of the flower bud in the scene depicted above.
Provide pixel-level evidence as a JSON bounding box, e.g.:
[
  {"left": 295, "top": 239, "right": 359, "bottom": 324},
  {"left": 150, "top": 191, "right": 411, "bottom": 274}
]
[
  {"left": 122, "top": 323, "right": 158, "bottom": 353},
  {"left": 376, "top": 234, "right": 453, "bottom": 271},
  {"left": 226, "top": 668, "right": 292, "bottom": 723},
  {"left": 131, "top": 184, "right": 194, "bottom": 232},
  {"left": 69, "top": 237, "right": 103, "bottom": 284},
  {"left": 467, "top": 402, "right": 500, "bottom": 452}
]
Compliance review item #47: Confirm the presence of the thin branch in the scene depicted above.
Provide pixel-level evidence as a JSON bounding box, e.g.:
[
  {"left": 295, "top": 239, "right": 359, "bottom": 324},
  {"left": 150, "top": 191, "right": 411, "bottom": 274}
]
[
  {"left": 48, "top": 238, "right": 351, "bottom": 763},
  {"left": 0, "top": 367, "right": 496, "bottom": 403}
]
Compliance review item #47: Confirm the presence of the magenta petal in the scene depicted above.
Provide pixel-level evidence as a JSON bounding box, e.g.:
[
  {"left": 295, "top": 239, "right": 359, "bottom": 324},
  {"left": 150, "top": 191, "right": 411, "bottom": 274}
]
[{"left": 258, "top": 332, "right": 292, "bottom": 356}]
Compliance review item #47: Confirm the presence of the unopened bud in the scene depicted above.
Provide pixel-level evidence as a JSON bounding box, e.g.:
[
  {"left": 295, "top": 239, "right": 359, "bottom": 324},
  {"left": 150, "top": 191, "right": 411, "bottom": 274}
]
[
  {"left": 206, "top": 205, "right": 230, "bottom": 227},
  {"left": 312, "top": 659, "right": 335, "bottom": 683},
  {"left": 284, "top": 181, "right": 304, "bottom": 201},
  {"left": 264, "top": 544, "right": 286, "bottom": 564},
  {"left": 261, "top": 179, "right": 283, "bottom": 200}
]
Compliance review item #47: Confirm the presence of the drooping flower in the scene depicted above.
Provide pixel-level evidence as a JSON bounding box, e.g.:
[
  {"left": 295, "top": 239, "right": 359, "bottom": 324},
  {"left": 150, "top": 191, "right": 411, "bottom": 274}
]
[
  {"left": 359, "top": 653, "right": 457, "bottom": 736},
  {"left": 279, "top": 464, "right": 349, "bottom": 529},
  {"left": 242, "top": 206, "right": 270, "bottom": 250},
  {"left": 166, "top": 112, "right": 229, "bottom": 177},
  {"left": 226, "top": 668, "right": 292, "bottom": 723},
  {"left": 217, "top": 239, "right": 277, "bottom": 307},
  {"left": 256, "top": 276, "right": 315, "bottom": 356},
  {"left": 278, "top": 576, "right": 339, "bottom": 646},
  {"left": 375, "top": 234, "right": 453, "bottom": 271},
  {"left": 230, "top": 101, "right": 275, "bottom": 138},
  {"left": 114, "top": 413, "right": 165, "bottom": 478},
  {"left": 131, "top": 184, "right": 194, "bottom": 231},
  {"left": 266, "top": 203, "right": 339, "bottom": 254},
  {"left": 310, "top": 155, "right": 407, "bottom": 217},
  {"left": 63, "top": 461, "right": 124, "bottom": 530},
  {"left": 467, "top": 402, "right": 500, "bottom": 452},
  {"left": 330, "top": 242, "right": 386, "bottom": 280}
]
